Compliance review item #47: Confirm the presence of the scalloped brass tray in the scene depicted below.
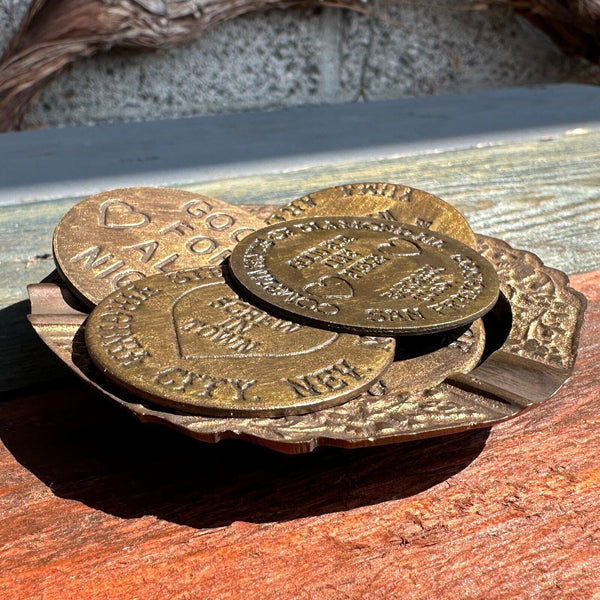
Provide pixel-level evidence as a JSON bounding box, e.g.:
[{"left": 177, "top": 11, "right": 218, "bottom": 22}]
[{"left": 28, "top": 234, "right": 586, "bottom": 454}]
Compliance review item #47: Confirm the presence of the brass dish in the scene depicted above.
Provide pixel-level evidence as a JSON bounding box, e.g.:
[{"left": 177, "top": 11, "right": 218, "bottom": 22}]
[{"left": 28, "top": 235, "right": 586, "bottom": 454}]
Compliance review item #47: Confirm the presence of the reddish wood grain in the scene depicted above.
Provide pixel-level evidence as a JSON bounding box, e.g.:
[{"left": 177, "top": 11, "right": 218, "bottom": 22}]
[{"left": 0, "top": 271, "right": 599, "bottom": 600}]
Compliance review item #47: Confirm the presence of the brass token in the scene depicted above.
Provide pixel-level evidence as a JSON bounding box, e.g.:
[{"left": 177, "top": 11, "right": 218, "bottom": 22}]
[
  {"left": 84, "top": 265, "right": 395, "bottom": 417},
  {"left": 266, "top": 182, "right": 476, "bottom": 247},
  {"left": 53, "top": 187, "right": 264, "bottom": 305},
  {"left": 229, "top": 216, "right": 500, "bottom": 335},
  {"left": 375, "top": 318, "right": 486, "bottom": 394}
]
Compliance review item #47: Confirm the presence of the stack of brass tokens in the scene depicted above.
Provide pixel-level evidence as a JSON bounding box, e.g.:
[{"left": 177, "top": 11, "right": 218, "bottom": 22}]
[{"left": 28, "top": 183, "right": 586, "bottom": 453}]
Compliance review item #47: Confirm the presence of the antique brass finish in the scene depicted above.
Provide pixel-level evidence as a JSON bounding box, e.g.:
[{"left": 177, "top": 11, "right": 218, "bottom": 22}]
[
  {"left": 266, "top": 182, "right": 476, "bottom": 247},
  {"left": 31, "top": 179, "right": 587, "bottom": 454},
  {"left": 385, "top": 318, "right": 485, "bottom": 392},
  {"left": 53, "top": 187, "right": 264, "bottom": 306},
  {"left": 27, "top": 234, "right": 587, "bottom": 453},
  {"left": 84, "top": 265, "right": 395, "bottom": 417},
  {"left": 229, "top": 217, "right": 500, "bottom": 335},
  {"left": 446, "top": 236, "right": 587, "bottom": 406}
]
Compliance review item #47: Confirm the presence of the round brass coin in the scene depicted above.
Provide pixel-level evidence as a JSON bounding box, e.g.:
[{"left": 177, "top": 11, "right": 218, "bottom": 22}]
[
  {"left": 229, "top": 216, "right": 500, "bottom": 335},
  {"left": 53, "top": 187, "right": 264, "bottom": 306},
  {"left": 266, "top": 182, "right": 476, "bottom": 247},
  {"left": 84, "top": 265, "right": 395, "bottom": 417}
]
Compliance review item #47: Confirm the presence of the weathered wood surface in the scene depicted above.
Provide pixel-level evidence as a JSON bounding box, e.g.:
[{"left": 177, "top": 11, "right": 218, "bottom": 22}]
[
  {"left": 0, "top": 269, "right": 598, "bottom": 599},
  {"left": 2, "top": 127, "right": 600, "bottom": 310}
]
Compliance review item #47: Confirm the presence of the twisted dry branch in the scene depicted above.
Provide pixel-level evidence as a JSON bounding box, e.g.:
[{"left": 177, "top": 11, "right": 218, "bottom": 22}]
[{"left": 0, "top": 0, "right": 337, "bottom": 131}]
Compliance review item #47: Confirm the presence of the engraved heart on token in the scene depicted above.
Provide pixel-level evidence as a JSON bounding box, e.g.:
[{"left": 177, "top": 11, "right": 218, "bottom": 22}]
[
  {"left": 172, "top": 285, "right": 337, "bottom": 359},
  {"left": 99, "top": 200, "right": 150, "bottom": 229},
  {"left": 304, "top": 276, "right": 354, "bottom": 299},
  {"left": 378, "top": 238, "right": 422, "bottom": 257}
]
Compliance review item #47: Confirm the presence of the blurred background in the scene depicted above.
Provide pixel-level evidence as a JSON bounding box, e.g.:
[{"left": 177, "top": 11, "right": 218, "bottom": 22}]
[{"left": 1, "top": 0, "right": 599, "bottom": 132}]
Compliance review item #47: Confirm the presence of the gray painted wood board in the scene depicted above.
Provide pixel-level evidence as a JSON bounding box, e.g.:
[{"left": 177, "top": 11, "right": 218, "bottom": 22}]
[{"left": 1, "top": 84, "right": 599, "bottom": 393}]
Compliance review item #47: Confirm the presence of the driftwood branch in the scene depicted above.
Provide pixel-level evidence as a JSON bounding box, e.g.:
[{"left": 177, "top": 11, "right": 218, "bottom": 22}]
[
  {"left": 1, "top": 0, "right": 599, "bottom": 132},
  {"left": 484, "top": 0, "right": 600, "bottom": 64},
  {"left": 0, "top": 0, "right": 332, "bottom": 131}
]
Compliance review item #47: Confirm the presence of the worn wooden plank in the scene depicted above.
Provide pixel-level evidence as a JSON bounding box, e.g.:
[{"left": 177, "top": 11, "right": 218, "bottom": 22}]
[
  {"left": 1, "top": 127, "right": 599, "bottom": 313},
  {"left": 0, "top": 270, "right": 598, "bottom": 599},
  {"left": 3, "top": 84, "right": 600, "bottom": 206}
]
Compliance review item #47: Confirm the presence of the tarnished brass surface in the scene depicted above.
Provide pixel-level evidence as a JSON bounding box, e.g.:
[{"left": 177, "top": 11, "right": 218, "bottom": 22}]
[
  {"left": 447, "top": 236, "right": 587, "bottom": 406},
  {"left": 84, "top": 265, "right": 395, "bottom": 417},
  {"left": 229, "top": 217, "right": 500, "bottom": 335},
  {"left": 386, "top": 319, "right": 486, "bottom": 392},
  {"left": 27, "top": 234, "right": 587, "bottom": 453},
  {"left": 266, "top": 182, "right": 476, "bottom": 247},
  {"left": 53, "top": 187, "right": 264, "bottom": 306}
]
